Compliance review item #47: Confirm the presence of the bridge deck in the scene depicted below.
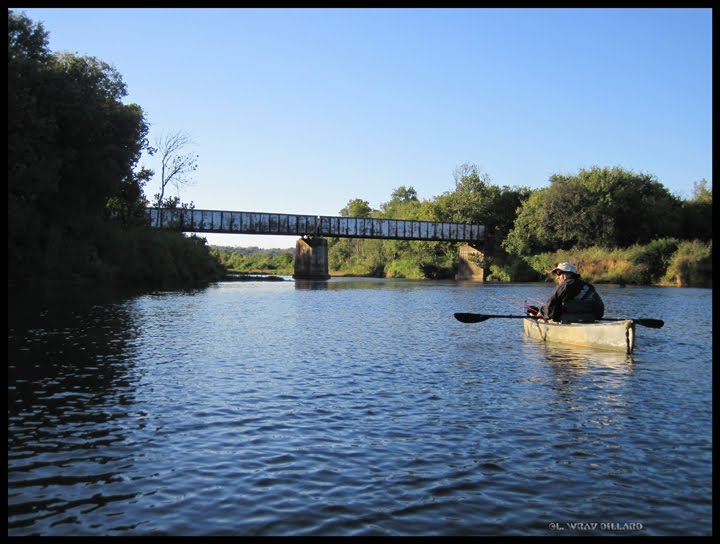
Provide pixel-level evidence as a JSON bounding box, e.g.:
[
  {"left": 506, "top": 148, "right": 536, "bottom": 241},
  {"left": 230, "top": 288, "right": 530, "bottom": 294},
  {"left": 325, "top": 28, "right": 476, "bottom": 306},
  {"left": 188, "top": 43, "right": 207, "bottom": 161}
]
[{"left": 146, "top": 208, "right": 485, "bottom": 243}]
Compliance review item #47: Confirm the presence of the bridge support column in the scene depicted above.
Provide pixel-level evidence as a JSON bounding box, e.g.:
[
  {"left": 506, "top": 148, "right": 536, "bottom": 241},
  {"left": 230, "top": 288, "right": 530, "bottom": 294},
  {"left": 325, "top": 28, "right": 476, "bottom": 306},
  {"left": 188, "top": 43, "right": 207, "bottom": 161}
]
[
  {"left": 293, "top": 236, "right": 331, "bottom": 281},
  {"left": 456, "top": 243, "right": 487, "bottom": 281}
]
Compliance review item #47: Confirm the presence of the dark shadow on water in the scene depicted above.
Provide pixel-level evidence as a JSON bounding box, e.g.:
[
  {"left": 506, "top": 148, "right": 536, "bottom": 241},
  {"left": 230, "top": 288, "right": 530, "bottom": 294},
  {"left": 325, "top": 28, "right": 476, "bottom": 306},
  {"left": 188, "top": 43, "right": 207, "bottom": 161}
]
[
  {"left": 224, "top": 273, "right": 289, "bottom": 282},
  {"left": 294, "top": 279, "right": 329, "bottom": 290}
]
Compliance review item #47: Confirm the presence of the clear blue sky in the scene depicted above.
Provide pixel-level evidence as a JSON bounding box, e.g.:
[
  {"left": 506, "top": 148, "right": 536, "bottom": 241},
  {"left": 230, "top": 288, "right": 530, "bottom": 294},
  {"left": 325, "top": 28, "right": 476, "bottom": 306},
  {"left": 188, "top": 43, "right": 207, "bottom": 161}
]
[{"left": 15, "top": 7, "right": 713, "bottom": 248}]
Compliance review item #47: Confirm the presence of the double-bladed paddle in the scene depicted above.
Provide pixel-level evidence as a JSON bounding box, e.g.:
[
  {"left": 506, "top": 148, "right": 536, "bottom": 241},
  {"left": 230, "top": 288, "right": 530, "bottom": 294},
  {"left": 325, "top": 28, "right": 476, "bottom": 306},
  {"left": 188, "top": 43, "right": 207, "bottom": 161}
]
[{"left": 453, "top": 312, "right": 664, "bottom": 329}]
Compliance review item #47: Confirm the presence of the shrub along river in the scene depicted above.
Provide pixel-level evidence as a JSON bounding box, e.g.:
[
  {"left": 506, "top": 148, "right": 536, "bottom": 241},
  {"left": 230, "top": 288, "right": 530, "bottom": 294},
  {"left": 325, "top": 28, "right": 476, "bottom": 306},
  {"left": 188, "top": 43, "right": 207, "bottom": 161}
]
[{"left": 8, "top": 278, "right": 712, "bottom": 536}]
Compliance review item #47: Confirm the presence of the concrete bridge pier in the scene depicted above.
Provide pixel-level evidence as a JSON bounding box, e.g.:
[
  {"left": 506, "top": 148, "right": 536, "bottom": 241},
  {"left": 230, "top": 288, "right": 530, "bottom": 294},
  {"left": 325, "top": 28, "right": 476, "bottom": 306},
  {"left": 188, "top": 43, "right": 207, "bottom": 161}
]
[
  {"left": 293, "top": 236, "right": 331, "bottom": 281},
  {"left": 456, "top": 243, "right": 487, "bottom": 281}
]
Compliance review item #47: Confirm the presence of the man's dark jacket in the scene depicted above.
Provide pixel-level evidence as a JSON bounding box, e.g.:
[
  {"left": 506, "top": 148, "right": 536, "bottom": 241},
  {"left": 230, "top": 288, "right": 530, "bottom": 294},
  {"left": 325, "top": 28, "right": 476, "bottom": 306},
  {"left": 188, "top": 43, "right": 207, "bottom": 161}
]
[{"left": 541, "top": 276, "right": 604, "bottom": 322}]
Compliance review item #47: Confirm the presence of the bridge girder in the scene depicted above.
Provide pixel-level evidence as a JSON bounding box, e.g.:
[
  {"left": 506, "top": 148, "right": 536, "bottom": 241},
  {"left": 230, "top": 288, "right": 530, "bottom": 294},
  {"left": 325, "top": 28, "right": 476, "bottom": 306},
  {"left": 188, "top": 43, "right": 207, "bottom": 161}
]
[{"left": 146, "top": 208, "right": 485, "bottom": 244}]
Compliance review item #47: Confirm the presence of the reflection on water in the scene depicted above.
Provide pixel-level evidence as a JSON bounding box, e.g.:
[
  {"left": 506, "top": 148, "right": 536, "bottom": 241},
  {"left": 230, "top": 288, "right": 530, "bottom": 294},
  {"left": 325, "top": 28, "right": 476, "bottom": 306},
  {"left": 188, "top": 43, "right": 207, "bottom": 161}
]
[
  {"left": 293, "top": 279, "right": 329, "bottom": 290},
  {"left": 7, "top": 281, "right": 713, "bottom": 536},
  {"left": 8, "top": 293, "right": 146, "bottom": 534},
  {"left": 294, "top": 277, "right": 448, "bottom": 290},
  {"left": 529, "top": 342, "right": 635, "bottom": 418},
  {"left": 535, "top": 342, "right": 635, "bottom": 370}
]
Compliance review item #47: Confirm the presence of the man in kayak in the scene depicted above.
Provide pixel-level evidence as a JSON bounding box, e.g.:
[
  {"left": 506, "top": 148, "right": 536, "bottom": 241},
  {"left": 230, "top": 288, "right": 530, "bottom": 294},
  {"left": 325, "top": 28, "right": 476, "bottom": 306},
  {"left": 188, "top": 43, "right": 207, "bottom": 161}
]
[{"left": 528, "top": 262, "right": 605, "bottom": 323}]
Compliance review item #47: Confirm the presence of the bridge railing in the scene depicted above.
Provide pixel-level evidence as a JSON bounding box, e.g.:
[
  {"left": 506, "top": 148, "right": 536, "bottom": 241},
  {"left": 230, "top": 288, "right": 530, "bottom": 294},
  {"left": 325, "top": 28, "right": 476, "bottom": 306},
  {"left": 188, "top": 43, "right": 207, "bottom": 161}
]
[
  {"left": 146, "top": 208, "right": 485, "bottom": 243},
  {"left": 317, "top": 215, "right": 484, "bottom": 241}
]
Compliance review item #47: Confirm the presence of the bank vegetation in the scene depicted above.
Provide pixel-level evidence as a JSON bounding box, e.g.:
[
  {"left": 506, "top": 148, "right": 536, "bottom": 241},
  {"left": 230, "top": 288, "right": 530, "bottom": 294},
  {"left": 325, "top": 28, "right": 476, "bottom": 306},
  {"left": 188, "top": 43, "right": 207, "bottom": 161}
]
[{"left": 214, "top": 167, "right": 711, "bottom": 287}]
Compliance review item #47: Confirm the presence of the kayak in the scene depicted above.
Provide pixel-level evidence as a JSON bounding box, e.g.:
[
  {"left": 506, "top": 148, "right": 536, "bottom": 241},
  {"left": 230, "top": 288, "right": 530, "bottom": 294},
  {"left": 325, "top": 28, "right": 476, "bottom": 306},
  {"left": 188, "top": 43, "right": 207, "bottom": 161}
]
[{"left": 523, "top": 317, "right": 636, "bottom": 354}]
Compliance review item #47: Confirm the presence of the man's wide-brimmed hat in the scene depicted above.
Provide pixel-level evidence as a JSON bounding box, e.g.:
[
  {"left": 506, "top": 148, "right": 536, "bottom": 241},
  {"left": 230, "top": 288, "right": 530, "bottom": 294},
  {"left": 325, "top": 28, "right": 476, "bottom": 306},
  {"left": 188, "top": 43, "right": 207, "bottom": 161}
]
[{"left": 551, "top": 262, "right": 578, "bottom": 275}]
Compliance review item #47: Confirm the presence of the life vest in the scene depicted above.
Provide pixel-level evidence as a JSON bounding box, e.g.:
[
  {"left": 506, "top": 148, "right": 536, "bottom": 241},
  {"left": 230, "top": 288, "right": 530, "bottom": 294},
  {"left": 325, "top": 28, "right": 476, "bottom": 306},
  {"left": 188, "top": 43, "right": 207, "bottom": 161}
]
[{"left": 560, "top": 281, "right": 604, "bottom": 323}]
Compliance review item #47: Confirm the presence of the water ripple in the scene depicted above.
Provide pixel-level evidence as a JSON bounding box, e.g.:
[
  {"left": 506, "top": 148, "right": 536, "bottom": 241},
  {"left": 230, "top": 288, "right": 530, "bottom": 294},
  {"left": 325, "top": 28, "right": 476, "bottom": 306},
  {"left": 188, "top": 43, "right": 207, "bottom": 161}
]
[{"left": 8, "top": 281, "right": 712, "bottom": 535}]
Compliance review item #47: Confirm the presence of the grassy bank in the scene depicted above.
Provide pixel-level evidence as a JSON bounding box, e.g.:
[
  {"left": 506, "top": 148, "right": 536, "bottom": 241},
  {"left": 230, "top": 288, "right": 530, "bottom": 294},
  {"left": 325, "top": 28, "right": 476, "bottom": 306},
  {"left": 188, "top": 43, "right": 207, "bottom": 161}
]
[
  {"left": 211, "top": 238, "right": 712, "bottom": 287},
  {"left": 507, "top": 239, "right": 712, "bottom": 287}
]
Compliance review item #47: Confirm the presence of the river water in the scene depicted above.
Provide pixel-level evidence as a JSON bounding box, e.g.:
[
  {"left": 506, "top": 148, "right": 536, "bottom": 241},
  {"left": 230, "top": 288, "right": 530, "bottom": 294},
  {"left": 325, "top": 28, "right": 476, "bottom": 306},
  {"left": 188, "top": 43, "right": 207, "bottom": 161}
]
[{"left": 8, "top": 279, "right": 712, "bottom": 536}]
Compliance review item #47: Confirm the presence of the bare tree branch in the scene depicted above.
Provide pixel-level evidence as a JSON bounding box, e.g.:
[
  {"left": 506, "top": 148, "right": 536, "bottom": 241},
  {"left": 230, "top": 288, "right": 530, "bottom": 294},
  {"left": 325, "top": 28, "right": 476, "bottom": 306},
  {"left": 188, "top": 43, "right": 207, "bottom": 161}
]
[{"left": 154, "top": 131, "right": 198, "bottom": 206}]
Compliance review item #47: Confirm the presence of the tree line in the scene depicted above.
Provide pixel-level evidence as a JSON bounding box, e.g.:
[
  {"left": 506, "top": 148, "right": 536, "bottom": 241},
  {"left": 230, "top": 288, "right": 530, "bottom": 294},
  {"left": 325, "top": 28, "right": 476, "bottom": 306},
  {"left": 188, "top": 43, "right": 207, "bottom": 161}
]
[
  {"left": 212, "top": 247, "right": 294, "bottom": 275},
  {"left": 214, "top": 164, "right": 711, "bottom": 287},
  {"left": 8, "top": 10, "right": 224, "bottom": 288},
  {"left": 322, "top": 164, "right": 712, "bottom": 286}
]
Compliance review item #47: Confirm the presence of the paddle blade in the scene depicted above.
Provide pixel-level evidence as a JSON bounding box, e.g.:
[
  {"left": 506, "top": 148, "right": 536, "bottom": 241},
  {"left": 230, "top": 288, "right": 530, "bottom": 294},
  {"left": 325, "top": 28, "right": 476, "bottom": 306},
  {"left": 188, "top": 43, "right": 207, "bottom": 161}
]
[
  {"left": 454, "top": 313, "right": 490, "bottom": 324},
  {"left": 635, "top": 318, "right": 664, "bottom": 329}
]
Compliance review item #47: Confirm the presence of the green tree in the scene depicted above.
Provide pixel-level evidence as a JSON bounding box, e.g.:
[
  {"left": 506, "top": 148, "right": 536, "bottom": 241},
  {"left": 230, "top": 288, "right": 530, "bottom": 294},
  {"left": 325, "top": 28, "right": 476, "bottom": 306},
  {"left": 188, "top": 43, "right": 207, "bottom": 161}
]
[
  {"left": 691, "top": 179, "right": 712, "bottom": 204},
  {"left": 8, "top": 11, "right": 149, "bottom": 223},
  {"left": 50, "top": 52, "right": 149, "bottom": 218},
  {"left": 499, "top": 188, "right": 555, "bottom": 256},
  {"left": 339, "top": 198, "right": 373, "bottom": 217},
  {"left": 8, "top": 10, "right": 57, "bottom": 271},
  {"left": 503, "top": 166, "right": 683, "bottom": 256},
  {"left": 379, "top": 185, "right": 426, "bottom": 220},
  {"left": 8, "top": 10, "right": 55, "bottom": 206},
  {"left": 9, "top": 10, "right": 150, "bottom": 281},
  {"left": 389, "top": 185, "right": 418, "bottom": 203},
  {"left": 432, "top": 163, "right": 530, "bottom": 250},
  {"left": 680, "top": 179, "right": 712, "bottom": 241},
  {"left": 8, "top": 10, "right": 222, "bottom": 287},
  {"left": 105, "top": 166, "right": 153, "bottom": 224}
]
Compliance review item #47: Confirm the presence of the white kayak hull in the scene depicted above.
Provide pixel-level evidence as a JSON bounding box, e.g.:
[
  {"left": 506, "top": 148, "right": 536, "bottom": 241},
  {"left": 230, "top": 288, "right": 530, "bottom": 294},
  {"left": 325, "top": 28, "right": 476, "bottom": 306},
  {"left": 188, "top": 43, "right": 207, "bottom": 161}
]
[{"left": 523, "top": 318, "right": 636, "bottom": 354}]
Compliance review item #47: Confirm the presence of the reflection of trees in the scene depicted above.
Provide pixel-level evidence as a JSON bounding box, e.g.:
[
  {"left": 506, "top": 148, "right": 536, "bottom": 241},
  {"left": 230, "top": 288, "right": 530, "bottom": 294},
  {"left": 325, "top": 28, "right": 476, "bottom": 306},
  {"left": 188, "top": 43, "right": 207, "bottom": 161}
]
[
  {"left": 8, "top": 293, "right": 141, "bottom": 457},
  {"left": 294, "top": 279, "right": 329, "bottom": 290},
  {"left": 539, "top": 344, "right": 634, "bottom": 406},
  {"left": 533, "top": 344, "right": 637, "bottom": 468},
  {"left": 8, "top": 288, "right": 142, "bottom": 533},
  {"left": 295, "top": 278, "right": 436, "bottom": 290}
]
